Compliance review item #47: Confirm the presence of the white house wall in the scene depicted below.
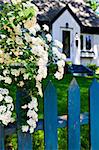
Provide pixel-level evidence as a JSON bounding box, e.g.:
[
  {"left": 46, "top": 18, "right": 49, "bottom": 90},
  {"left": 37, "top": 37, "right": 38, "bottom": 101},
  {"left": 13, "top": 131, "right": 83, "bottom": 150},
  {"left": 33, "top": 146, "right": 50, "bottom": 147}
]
[
  {"left": 81, "top": 34, "right": 99, "bottom": 66},
  {"left": 52, "top": 9, "right": 81, "bottom": 64},
  {"left": 92, "top": 35, "right": 99, "bottom": 66}
]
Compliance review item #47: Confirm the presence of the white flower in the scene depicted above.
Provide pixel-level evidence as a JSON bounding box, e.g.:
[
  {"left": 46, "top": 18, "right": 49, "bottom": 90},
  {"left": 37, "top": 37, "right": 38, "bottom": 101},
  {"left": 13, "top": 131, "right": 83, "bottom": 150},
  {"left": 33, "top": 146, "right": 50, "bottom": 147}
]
[
  {"left": 24, "top": 33, "right": 32, "bottom": 43},
  {"left": 27, "top": 110, "right": 38, "bottom": 119},
  {"left": 57, "top": 60, "right": 65, "bottom": 67},
  {"left": 0, "top": 94, "right": 4, "bottom": 102},
  {"left": 28, "top": 27, "right": 36, "bottom": 35},
  {"left": 7, "top": 104, "right": 14, "bottom": 111},
  {"left": 43, "top": 24, "right": 49, "bottom": 32},
  {"left": 3, "top": 69, "right": 10, "bottom": 76},
  {"left": 36, "top": 81, "right": 43, "bottom": 97},
  {"left": 46, "top": 34, "right": 52, "bottom": 42},
  {"left": 0, "top": 34, "right": 6, "bottom": 39},
  {"left": 0, "top": 105, "right": 7, "bottom": 113},
  {"left": 30, "top": 127, "right": 34, "bottom": 133},
  {"left": 0, "top": 88, "right": 9, "bottom": 95},
  {"left": 61, "top": 54, "right": 66, "bottom": 60},
  {"left": 54, "top": 71, "right": 63, "bottom": 80},
  {"left": 18, "top": 81, "right": 24, "bottom": 87},
  {"left": 23, "top": 74, "right": 29, "bottom": 80},
  {"left": 23, "top": 1, "right": 38, "bottom": 12},
  {"left": 11, "top": 0, "right": 21, "bottom": 5},
  {"left": 5, "top": 96, "right": 13, "bottom": 103},
  {"left": 2, "top": 119, "right": 8, "bottom": 126},
  {"left": 28, "top": 97, "right": 38, "bottom": 111},
  {"left": 10, "top": 118, "right": 15, "bottom": 123},
  {"left": 13, "top": 24, "right": 21, "bottom": 35},
  {"left": 22, "top": 125, "right": 29, "bottom": 132},
  {"left": 54, "top": 40, "right": 63, "bottom": 49},
  {"left": 0, "top": 75, "right": 4, "bottom": 81},
  {"left": 27, "top": 118, "right": 33, "bottom": 126},
  {"left": 34, "top": 24, "right": 41, "bottom": 32},
  {"left": 27, "top": 118, "right": 37, "bottom": 129},
  {"left": 0, "top": 88, "right": 14, "bottom": 126},
  {"left": 15, "top": 36, "right": 23, "bottom": 45},
  {"left": 52, "top": 47, "right": 61, "bottom": 59},
  {"left": 4, "top": 77, "right": 12, "bottom": 84},
  {"left": 21, "top": 104, "right": 28, "bottom": 109}
]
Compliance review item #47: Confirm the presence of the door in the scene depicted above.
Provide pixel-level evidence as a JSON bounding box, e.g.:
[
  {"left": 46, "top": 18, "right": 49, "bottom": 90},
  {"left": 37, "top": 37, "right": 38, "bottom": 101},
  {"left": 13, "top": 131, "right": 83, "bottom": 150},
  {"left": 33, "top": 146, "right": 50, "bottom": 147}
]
[{"left": 62, "top": 30, "right": 70, "bottom": 58}]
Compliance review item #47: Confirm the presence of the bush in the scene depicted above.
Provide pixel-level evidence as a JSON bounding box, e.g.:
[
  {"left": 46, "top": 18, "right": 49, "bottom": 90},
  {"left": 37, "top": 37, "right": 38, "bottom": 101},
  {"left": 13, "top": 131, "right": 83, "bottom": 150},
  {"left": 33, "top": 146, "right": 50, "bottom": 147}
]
[{"left": 87, "top": 64, "right": 97, "bottom": 72}]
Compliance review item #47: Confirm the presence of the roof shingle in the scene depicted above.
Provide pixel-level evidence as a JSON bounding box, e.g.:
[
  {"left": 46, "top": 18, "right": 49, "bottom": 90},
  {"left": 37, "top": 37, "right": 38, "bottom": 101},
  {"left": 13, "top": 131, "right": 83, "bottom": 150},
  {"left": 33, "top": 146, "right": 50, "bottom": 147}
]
[{"left": 33, "top": 0, "right": 99, "bottom": 29}]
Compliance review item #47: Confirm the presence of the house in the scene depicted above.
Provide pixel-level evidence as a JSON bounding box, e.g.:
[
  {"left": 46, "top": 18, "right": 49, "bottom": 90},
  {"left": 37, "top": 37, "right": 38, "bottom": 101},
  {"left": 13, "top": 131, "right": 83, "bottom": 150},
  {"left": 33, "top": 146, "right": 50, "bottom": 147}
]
[{"left": 33, "top": 0, "right": 99, "bottom": 66}]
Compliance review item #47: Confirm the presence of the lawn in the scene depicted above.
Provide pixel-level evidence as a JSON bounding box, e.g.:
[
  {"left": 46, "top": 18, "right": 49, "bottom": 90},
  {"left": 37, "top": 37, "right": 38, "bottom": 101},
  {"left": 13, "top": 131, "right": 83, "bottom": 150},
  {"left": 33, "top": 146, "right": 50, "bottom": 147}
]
[
  {"left": 39, "top": 73, "right": 93, "bottom": 117},
  {"left": 6, "top": 74, "right": 97, "bottom": 149}
]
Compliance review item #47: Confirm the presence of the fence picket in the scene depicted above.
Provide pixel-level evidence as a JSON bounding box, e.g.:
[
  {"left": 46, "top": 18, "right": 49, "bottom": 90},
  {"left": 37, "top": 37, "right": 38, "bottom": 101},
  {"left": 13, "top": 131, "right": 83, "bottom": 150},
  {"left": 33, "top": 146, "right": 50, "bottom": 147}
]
[
  {"left": 44, "top": 81, "right": 58, "bottom": 150},
  {"left": 16, "top": 89, "right": 32, "bottom": 150},
  {"left": 68, "top": 78, "right": 80, "bottom": 150},
  {"left": 1, "top": 78, "right": 99, "bottom": 149},
  {"left": 17, "top": 131, "right": 33, "bottom": 150},
  {"left": 90, "top": 79, "right": 99, "bottom": 150},
  {"left": 0, "top": 125, "right": 4, "bottom": 150}
]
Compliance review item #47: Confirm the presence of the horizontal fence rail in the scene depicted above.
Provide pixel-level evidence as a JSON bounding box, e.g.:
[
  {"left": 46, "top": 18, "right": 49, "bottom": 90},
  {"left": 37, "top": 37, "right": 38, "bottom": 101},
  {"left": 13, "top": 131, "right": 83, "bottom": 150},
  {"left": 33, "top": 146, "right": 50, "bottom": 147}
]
[{"left": 0, "top": 78, "right": 99, "bottom": 150}]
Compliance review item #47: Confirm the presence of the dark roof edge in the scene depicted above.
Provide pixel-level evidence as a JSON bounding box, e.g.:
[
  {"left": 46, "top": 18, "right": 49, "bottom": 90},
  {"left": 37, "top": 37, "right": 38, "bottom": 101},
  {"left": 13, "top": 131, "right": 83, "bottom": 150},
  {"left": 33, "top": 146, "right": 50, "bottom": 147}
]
[
  {"left": 51, "top": 4, "right": 82, "bottom": 27},
  {"left": 81, "top": 26, "right": 99, "bottom": 34},
  {"left": 37, "top": 4, "right": 99, "bottom": 34}
]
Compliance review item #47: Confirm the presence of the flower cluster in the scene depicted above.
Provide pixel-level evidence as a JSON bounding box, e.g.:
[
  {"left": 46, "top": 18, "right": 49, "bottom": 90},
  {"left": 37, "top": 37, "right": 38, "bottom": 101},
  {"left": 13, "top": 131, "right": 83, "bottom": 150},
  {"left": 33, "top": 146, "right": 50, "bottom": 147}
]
[
  {"left": 21, "top": 96, "right": 38, "bottom": 133},
  {"left": 0, "top": 88, "right": 14, "bottom": 125},
  {"left": 0, "top": 0, "right": 66, "bottom": 132}
]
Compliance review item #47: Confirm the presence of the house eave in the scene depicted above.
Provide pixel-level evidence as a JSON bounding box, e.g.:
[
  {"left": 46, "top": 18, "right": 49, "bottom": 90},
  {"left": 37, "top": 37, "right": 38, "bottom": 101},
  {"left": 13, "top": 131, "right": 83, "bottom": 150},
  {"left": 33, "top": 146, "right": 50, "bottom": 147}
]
[{"left": 81, "top": 26, "right": 99, "bottom": 34}]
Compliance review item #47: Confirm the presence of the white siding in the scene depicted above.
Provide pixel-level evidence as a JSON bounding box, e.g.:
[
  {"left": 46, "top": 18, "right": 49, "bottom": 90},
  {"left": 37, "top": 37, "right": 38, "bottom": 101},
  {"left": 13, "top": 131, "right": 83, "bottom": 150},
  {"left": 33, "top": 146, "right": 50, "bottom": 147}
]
[
  {"left": 52, "top": 9, "right": 99, "bottom": 66},
  {"left": 92, "top": 35, "right": 99, "bottom": 66},
  {"left": 52, "top": 9, "right": 81, "bottom": 64},
  {"left": 81, "top": 34, "right": 99, "bottom": 66}
]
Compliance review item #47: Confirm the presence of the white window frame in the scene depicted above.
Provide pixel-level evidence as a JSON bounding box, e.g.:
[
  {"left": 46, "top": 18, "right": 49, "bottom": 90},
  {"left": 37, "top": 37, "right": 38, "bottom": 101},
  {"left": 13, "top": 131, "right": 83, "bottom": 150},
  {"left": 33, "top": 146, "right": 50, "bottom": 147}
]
[{"left": 80, "top": 34, "right": 94, "bottom": 52}]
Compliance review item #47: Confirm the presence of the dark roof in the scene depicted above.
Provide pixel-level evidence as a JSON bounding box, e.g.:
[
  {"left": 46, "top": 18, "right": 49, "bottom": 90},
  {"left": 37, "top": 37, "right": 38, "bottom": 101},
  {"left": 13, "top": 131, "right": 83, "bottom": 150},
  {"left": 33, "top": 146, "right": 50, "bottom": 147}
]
[{"left": 33, "top": 0, "right": 99, "bottom": 34}]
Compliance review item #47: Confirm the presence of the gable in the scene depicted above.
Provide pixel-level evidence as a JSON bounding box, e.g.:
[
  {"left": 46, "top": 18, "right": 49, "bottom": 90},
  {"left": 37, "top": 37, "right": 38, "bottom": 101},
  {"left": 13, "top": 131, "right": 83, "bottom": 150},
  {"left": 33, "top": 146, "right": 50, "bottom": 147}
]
[{"left": 34, "top": 0, "right": 99, "bottom": 34}]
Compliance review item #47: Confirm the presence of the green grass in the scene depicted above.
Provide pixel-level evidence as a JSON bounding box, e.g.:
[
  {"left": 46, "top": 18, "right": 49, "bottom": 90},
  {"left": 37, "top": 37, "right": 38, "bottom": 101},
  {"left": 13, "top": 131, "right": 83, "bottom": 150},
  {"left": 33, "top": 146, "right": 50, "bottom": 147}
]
[
  {"left": 38, "top": 74, "right": 93, "bottom": 118},
  {"left": 6, "top": 74, "right": 97, "bottom": 150}
]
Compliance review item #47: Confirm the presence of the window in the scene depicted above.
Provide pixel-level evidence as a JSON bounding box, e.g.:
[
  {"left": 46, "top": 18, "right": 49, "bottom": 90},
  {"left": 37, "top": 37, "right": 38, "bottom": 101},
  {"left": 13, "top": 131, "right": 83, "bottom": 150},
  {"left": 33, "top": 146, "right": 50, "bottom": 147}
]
[
  {"left": 80, "top": 34, "right": 92, "bottom": 51},
  {"left": 80, "top": 35, "right": 83, "bottom": 50},
  {"left": 86, "top": 35, "right": 91, "bottom": 50},
  {"left": 62, "top": 30, "right": 70, "bottom": 58}
]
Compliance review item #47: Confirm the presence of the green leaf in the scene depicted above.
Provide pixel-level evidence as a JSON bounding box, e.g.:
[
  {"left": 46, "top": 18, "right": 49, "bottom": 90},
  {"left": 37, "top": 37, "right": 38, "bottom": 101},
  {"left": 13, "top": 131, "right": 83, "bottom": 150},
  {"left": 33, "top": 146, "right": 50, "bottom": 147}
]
[{"left": 19, "top": 7, "right": 36, "bottom": 18}]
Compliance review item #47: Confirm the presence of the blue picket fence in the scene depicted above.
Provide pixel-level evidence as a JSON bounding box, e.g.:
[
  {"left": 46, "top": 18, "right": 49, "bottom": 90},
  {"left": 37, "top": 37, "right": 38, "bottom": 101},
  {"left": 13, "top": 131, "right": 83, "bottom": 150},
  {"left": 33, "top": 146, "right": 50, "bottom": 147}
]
[{"left": 0, "top": 78, "right": 99, "bottom": 150}]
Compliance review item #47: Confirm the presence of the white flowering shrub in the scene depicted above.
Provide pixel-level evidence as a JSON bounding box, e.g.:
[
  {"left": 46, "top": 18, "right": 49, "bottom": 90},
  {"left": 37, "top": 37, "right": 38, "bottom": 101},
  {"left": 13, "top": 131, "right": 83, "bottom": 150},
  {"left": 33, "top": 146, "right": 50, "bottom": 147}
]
[
  {"left": 0, "top": 0, "right": 66, "bottom": 133},
  {"left": 0, "top": 88, "right": 14, "bottom": 125},
  {"left": 21, "top": 96, "right": 38, "bottom": 133}
]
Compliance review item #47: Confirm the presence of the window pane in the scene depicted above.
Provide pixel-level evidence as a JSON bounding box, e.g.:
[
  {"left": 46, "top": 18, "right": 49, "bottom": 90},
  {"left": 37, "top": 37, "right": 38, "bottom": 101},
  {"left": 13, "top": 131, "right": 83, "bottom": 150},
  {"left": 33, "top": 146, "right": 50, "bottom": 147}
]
[
  {"left": 80, "top": 35, "right": 83, "bottom": 50},
  {"left": 62, "top": 31, "right": 70, "bottom": 58},
  {"left": 86, "top": 35, "right": 91, "bottom": 50}
]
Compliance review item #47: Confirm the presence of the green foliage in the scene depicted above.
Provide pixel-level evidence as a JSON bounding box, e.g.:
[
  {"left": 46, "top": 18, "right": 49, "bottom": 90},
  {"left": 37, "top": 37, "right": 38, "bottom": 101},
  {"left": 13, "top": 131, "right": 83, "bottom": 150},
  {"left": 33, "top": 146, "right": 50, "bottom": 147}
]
[
  {"left": 33, "top": 131, "right": 44, "bottom": 150},
  {"left": 87, "top": 0, "right": 99, "bottom": 11},
  {"left": 87, "top": 64, "right": 97, "bottom": 73}
]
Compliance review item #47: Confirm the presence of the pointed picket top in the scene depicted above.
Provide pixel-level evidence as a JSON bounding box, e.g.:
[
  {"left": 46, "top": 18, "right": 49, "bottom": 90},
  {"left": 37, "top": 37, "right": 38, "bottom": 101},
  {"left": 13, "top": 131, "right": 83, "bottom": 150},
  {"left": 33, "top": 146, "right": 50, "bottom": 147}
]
[
  {"left": 68, "top": 77, "right": 80, "bottom": 150},
  {"left": 44, "top": 80, "right": 56, "bottom": 96},
  {"left": 44, "top": 80, "right": 58, "bottom": 150},
  {"left": 69, "top": 77, "right": 79, "bottom": 87},
  {"left": 90, "top": 78, "right": 99, "bottom": 150},
  {"left": 68, "top": 78, "right": 79, "bottom": 92}
]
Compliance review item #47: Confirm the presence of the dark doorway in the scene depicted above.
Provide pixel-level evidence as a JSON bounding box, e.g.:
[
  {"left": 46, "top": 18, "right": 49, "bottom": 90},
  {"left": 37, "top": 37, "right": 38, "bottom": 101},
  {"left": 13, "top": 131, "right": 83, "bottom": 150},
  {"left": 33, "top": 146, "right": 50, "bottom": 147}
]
[{"left": 63, "top": 30, "right": 70, "bottom": 58}]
